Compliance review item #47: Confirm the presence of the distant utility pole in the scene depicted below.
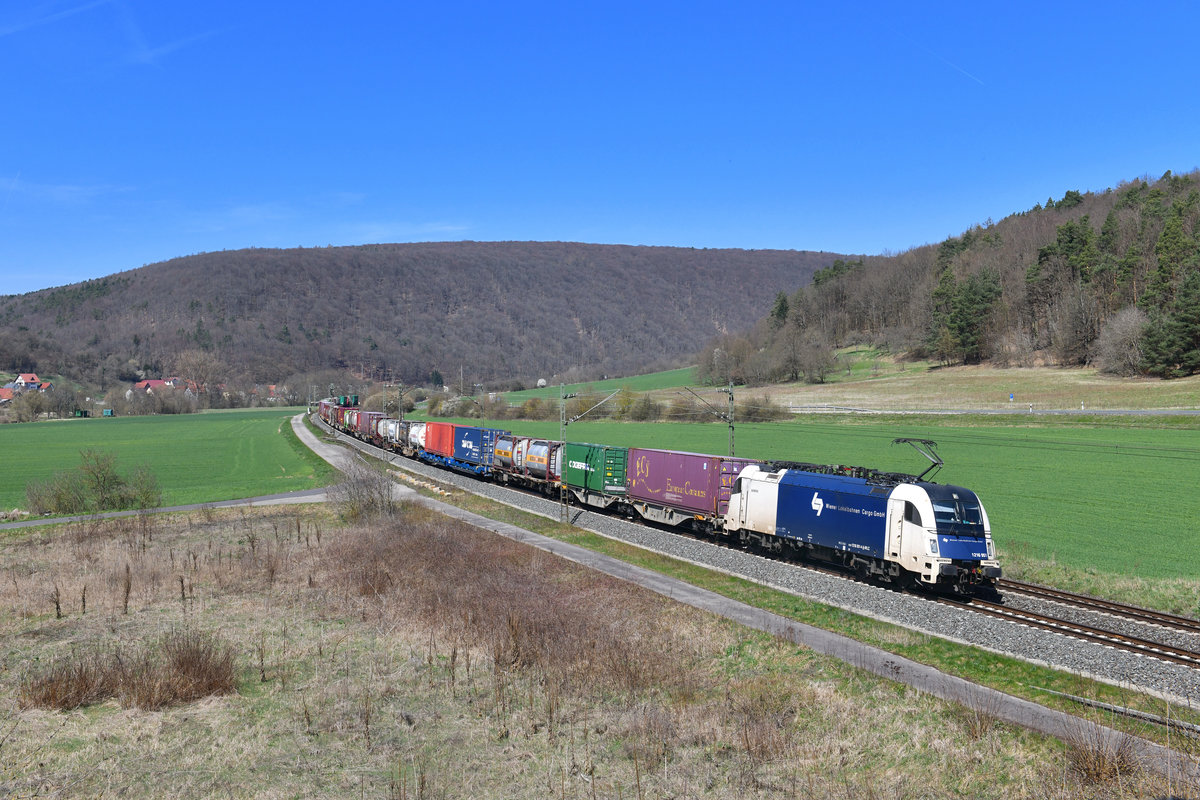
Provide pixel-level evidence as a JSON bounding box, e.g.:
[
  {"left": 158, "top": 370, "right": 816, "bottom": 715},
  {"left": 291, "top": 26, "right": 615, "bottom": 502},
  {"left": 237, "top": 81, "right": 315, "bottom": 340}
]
[
  {"left": 722, "top": 382, "right": 735, "bottom": 457},
  {"left": 559, "top": 384, "right": 576, "bottom": 523},
  {"left": 684, "top": 383, "right": 735, "bottom": 456},
  {"left": 558, "top": 386, "right": 619, "bottom": 523}
]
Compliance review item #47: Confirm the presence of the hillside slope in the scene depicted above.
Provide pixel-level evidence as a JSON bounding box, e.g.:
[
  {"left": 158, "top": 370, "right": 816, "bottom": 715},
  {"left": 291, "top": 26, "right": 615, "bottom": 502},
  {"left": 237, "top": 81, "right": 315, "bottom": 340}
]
[
  {"left": 0, "top": 242, "right": 840, "bottom": 387},
  {"left": 699, "top": 170, "right": 1200, "bottom": 385}
]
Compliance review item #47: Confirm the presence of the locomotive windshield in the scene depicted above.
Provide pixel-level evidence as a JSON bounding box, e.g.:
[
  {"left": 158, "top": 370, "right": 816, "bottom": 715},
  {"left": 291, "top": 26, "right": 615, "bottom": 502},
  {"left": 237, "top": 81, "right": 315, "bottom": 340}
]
[{"left": 924, "top": 485, "right": 985, "bottom": 533}]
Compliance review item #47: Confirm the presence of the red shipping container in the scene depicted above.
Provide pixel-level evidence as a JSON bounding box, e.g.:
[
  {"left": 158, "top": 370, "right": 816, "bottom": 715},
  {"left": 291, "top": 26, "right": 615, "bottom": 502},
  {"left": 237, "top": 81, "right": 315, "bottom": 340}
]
[
  {"left": 425, "top": 421, "right": 456, "bottom": 458},
  {"left": 357, "top": 411, "right": 385, "bottom": 438}
]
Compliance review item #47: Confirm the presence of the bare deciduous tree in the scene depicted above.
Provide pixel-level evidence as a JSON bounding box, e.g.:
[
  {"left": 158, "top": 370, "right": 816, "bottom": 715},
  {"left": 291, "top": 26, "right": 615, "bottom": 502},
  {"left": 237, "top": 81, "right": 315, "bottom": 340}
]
[{"left": 1094, "top": 306, "right": 1149, "bottom": 376}]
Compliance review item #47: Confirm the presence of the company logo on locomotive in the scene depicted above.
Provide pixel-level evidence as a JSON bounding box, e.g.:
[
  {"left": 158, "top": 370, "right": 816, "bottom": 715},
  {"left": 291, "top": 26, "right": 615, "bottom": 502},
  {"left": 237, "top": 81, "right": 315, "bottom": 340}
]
[{"left": 811, "top": 492, "right": 824, "bottom": 516}]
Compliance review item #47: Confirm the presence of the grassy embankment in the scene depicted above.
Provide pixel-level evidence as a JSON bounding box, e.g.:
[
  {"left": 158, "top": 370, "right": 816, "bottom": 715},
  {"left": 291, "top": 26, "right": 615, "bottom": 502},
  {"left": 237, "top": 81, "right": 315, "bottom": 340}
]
[{"left": 2, "top": 501, "right": 1188, "bottom": 799}]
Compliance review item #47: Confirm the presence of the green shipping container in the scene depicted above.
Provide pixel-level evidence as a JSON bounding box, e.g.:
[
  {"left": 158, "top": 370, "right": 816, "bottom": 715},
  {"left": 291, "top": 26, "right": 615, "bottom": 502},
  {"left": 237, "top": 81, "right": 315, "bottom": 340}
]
[{"left": 563, "top": 442, "right": 627, "bottom": 495}]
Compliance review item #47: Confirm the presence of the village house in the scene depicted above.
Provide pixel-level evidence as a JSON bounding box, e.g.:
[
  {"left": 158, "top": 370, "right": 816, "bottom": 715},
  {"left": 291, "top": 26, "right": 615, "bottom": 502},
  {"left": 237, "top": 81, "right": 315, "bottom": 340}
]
[{"left": 2, "top": 374, "right": 51, "bottom": 395}]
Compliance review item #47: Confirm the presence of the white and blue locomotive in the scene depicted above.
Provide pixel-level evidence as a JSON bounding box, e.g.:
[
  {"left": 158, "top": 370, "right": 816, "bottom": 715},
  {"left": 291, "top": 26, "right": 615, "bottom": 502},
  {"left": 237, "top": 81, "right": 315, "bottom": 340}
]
[{"left": 724, "top": 441, "right": 1001, "bottom": 592}]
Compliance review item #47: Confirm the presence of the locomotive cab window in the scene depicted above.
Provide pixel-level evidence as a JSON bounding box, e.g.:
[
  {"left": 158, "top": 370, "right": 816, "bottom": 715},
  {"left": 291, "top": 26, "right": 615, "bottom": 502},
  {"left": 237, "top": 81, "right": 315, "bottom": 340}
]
[
  {"left": 931, "top": 500, "right": 983, "bottom": 526},
  {"left": 904, "top": 502, "right": 923, "bottom": 527},
  {"left": 925, "top": 485, "right": 985, "bottom": 531}
]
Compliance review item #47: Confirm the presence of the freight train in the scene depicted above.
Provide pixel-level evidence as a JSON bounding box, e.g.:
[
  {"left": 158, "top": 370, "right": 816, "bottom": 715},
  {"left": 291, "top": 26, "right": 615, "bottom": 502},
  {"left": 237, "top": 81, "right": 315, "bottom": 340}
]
[{"left": 316, "top": 397, "right": 1001, "bottom": 593}]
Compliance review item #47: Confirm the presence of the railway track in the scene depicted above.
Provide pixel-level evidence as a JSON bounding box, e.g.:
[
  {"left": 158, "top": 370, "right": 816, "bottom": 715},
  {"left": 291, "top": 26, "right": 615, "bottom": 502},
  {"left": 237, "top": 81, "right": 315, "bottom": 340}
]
[
  {"left": 999, "top": 578, "right": 1200, "bottom": 635},
  {"left": 319, "top": 415, "right": 1200, "bottom": 676},
  {"left": 941, "top": 595, "right": 1200, "bottom": 670}
]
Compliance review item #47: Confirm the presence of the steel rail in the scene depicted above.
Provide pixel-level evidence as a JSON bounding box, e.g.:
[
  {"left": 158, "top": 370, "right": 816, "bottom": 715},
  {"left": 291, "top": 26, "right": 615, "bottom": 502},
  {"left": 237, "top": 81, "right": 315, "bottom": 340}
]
[
  {"left": 999, "top": 579, "right": 1200, "bottom": 635},
  {"left": 940, "top": 596, "right": 1200, "bottom": 670}
]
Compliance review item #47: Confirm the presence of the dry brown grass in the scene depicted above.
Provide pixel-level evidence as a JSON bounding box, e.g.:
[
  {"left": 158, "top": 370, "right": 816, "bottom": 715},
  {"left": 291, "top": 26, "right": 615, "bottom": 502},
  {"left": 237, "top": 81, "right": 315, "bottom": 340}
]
[
  {"left": 322, "top": 506, "right": 694, "bottom": 699},
  {"left": 20, "top": 627, "right": 236, "bottom": 711},
  {"left": 1, "top": 503, "right": 1196, "bottom": 798},
  {"left": 764, "top": 363, "right": 1200, "bottom": 412}
]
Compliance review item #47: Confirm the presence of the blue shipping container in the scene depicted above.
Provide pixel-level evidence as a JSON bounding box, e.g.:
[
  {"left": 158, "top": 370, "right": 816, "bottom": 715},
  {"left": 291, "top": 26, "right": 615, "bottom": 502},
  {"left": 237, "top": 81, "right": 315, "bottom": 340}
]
[{"left": 452, "top": 426, "right": 505, "bottom": 467}]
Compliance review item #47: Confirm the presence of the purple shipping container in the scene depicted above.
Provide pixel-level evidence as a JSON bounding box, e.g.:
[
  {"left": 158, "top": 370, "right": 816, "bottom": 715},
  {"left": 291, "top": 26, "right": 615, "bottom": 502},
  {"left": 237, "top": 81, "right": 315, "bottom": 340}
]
[{"left": 627, "top": 448, "right": 760, "bottom": 517}]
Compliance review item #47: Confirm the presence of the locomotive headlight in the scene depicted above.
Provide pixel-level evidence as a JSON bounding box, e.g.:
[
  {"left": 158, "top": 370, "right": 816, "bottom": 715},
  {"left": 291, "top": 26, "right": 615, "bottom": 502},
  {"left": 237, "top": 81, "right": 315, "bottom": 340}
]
[
  {"left": 986, "top": 538, "right": 995, "bottom": 559},
  {"left": 928, "top": 538, "right": 939, "bottom": 555}
]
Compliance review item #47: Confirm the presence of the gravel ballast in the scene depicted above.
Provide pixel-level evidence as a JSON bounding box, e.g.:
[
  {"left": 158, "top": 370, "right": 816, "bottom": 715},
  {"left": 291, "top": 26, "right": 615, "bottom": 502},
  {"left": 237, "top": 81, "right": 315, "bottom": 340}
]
[{"left": 331, "top": 426, "right": 1200, "bottom": 707}]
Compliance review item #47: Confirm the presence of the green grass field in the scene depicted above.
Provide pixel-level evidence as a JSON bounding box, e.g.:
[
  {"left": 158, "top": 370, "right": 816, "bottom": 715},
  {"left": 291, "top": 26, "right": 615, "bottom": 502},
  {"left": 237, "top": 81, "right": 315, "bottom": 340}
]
[
  {"left": 0, "top": 408, "right": 335, "bottom": 511},
  {"left": 497, "top": 367, "right": 697, "bottom": 402},
  {"left": 6, "top": 362, "right": 1198, "bottom": 585},
  {"left": 419, "top": 413, "right": 1200, "bottom": 582}
]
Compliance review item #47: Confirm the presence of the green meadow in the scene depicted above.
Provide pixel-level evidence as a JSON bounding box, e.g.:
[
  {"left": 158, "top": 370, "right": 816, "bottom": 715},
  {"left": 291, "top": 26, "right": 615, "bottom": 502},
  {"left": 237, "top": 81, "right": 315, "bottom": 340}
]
[
  {"left": 4, "top": 370, "right": 1197, "bottom": 584},
  {"left": 497, "top": 367, "right": 697, "bottom": 402},
  {"left": 422, "top": 413, "right": 1200, "bottom": 582},
  {"left": 0, "top": 408, "right": 335, "bottom": 511}
]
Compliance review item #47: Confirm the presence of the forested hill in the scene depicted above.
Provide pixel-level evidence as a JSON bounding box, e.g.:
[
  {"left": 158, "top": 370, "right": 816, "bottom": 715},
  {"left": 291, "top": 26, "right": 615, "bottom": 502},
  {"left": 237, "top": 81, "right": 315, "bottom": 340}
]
[
  {"left": 0, "top": 242, "right": 840, "bottom": 388},
  {"left": 699, "top": 170, "right": 1200, "bottom": 384}
]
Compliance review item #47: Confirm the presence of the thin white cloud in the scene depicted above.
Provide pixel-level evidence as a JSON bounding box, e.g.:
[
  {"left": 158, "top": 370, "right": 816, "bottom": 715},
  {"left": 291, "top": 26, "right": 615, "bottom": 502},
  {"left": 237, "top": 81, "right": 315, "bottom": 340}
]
[
  {"left": 15, "top": 179, "right": 133, "bottom": 205},
  {"left": 0, "top": 0, "right": 110, "bottom": 38},
  {"left": 129, "top": 29, "right": 217, "bottom": 65},
  {"left": 930, "top": 50, "right": 985, "bottom": 86},
  {"left": 899, "top": 33, "right": 986, "bottom": 87},
  {"left": 113, "top": 0, "right": 216, "bottom": 65}
]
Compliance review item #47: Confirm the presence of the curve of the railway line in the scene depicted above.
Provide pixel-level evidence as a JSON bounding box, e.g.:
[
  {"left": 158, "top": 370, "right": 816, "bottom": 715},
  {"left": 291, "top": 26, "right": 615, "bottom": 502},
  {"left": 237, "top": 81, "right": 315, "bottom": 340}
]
[
  {"left": 307, "top": 413, "right": 1200, "bottom": 700},
  {"left": 302, "top": 413, "right": 1200, "bottom": 782},
  {"left": 10, "top": 413, "right": 1191, "bottom": 778}
]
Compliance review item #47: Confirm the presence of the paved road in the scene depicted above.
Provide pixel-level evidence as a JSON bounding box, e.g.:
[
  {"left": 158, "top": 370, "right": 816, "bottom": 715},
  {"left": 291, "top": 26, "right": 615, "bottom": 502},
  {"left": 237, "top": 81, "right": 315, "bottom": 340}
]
[
  {"left": 792, "top": 404, "right": 1200, "bottom": 416},
  {"left": 0, "top": 487, "right": 331, "bottom": 533}
]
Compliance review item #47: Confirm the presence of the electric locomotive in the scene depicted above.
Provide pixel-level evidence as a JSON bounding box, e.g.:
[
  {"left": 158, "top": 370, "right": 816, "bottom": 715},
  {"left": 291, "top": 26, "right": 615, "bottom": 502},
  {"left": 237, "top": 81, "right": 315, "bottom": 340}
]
[{"left": 723, "top": 440, "right": 1000, "bottom": 592}]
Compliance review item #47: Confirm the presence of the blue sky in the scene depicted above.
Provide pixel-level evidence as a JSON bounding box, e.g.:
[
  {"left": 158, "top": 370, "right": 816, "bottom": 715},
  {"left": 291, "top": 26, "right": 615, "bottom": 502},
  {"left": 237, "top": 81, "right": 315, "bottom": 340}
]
[{"left": 3, "top": 1, "right": 1198, "bottom": 295}]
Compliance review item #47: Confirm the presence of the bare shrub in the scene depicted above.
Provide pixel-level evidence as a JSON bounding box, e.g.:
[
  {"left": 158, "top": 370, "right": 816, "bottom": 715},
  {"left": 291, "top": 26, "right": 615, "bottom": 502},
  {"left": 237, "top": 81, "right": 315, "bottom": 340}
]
[
  {"left": 126, "top": 466, "right": 163, "bottom": 510},
  {"left": 1063, "top": 720, "right": 1142, "bottom": 786},
  {"left": 737, "top": 394, "right": 789, "bottom": 422},
  {"left": 25, "top": 470, "right": 88, "bottom": 516},
  {"left": 19, "top": 649, "right": 116, "bottom": 710},
  {"left": 627, "top": 395, "right": 662, "bottom": 421},
  {"left": 730, "top": 678, "right": 799, "bottom": 763},
  {"left": 24, "top": 451, "right": 162, "bottom": 515},
  {"left": 622, "top": 704, "right": 676, "bottom": 771},
  {"left": 952, "top": 684, "right": 1005, "bottom": 740},
  {"left": 328, "top": 454, "right": 396, "bottom": 522},
  {"left": 151, "top": 628, "right": 238, "bottom": 706},
  {"left": 19, "top": 628, "right": 237, "bottom": 712}
]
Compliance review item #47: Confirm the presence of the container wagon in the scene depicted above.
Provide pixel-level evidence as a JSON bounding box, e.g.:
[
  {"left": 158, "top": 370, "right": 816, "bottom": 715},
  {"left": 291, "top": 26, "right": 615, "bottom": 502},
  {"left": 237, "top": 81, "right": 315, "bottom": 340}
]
[
  {"left": 562, "top": 442, "right": 627, "bottom": 510},
  {"left": 626, "top": 448, "right": 761, "bottom": 528}
]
